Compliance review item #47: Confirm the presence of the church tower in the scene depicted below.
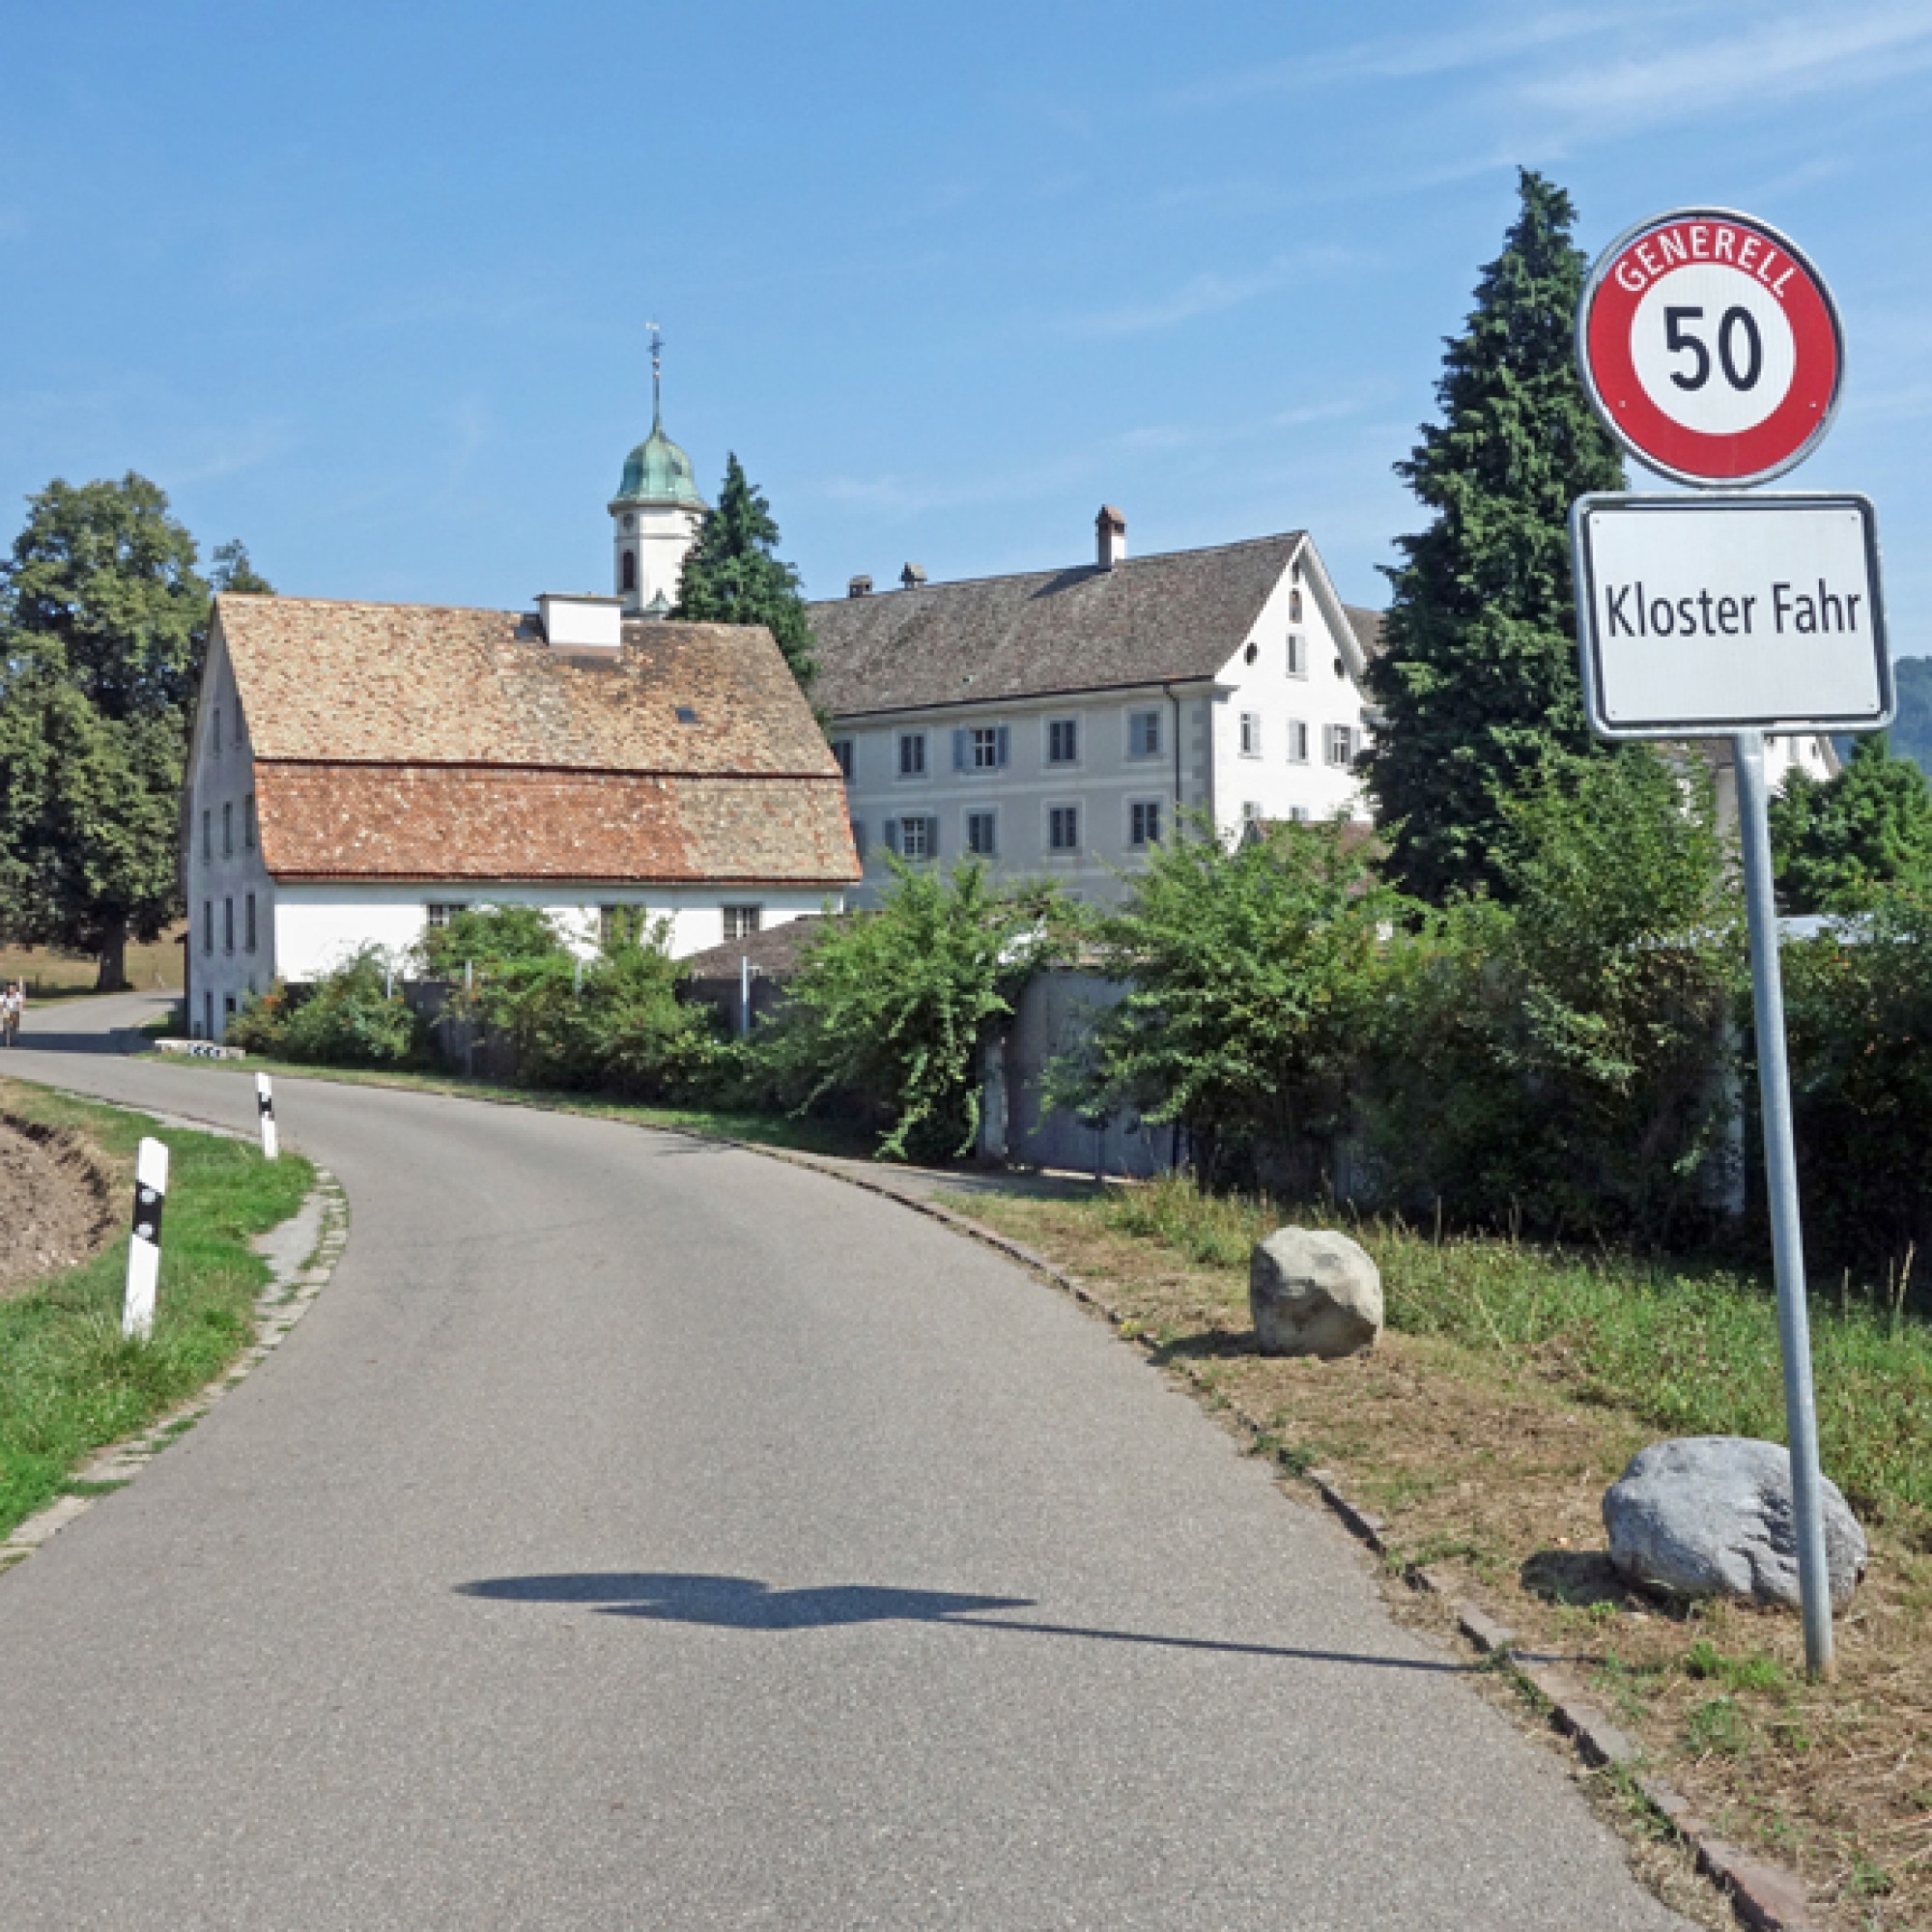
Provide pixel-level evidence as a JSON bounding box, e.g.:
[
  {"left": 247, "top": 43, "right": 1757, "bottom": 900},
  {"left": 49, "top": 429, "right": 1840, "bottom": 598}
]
[{"left": 610, "top": 325, "right": 707, "bottom": 616}]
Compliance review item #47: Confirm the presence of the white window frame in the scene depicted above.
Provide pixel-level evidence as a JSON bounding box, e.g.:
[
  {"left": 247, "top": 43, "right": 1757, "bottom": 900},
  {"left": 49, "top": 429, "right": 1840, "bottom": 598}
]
[
  {"left": 896, "top": 730, "right": 928, "bottom": 780},
  {"left": 1126, "top": 708, "right": 1162, "bottom": 760},
  {"left": 1288, "top": 719, "right": 1310, "bottom": 765},
  {"left": 965, "top": 808, "right": 999, "bottom": 858},
  {"left": 1127, "top": 798, "right": 1164, "bottom": 850},
  {"left": 1325, "top": 724, "right": 1356, "bottom": 767},
  {"left": 896, "top": 813, "right": 935, "bottom": 861},
  {"left": 969, "top": 725, "right": 1004, "bottom": 771},
  {"left": 723, "top": 904, "right": 763, "bottom": 942},
  {"left": 1286, "top": 634, "right": 1308, "bottom": 679},
  {"left": 1045, "top": 716, "right": 1080, "bottom": 767},
  {"left": 426, "top": 901, "right": 469, "bottom": 929},
  {"left": 1241, "top": 800, "right": 1264, "bottom": 826},
  {"left": 1238, "top": 712, "right": 1262, "bottom": 758},
  {"left": 1045, "top": 802, "right": 1081, "bottom": 855}
]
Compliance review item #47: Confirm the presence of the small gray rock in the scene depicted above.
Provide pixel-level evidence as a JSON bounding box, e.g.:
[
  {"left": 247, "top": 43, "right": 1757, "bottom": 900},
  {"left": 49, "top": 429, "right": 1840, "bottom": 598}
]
[
  {"left": 1604, "top": 1436, "right": 1866, "bottom": 1611},
  {"left": 1249, "top": 1228, "right": 1382, "bottom": 1358}
]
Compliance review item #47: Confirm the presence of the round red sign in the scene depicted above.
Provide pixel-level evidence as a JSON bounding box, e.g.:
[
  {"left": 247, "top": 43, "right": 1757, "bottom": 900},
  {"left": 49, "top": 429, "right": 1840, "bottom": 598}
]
[{"left": 1577, "top": 209, "right": 1842, "bottom": 487}]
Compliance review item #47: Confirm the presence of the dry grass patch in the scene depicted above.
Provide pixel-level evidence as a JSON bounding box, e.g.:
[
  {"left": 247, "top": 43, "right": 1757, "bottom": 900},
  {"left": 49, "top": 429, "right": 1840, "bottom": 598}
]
[
  {"left": 946, "top": 1182, "right": 1932, "bottom": 1930},
  {"left": 0, "top": 930, "right": 185, "bottom": 1000}
]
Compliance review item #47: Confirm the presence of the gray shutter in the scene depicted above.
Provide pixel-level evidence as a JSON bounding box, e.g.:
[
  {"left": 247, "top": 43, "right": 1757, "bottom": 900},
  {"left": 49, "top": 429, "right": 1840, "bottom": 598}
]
[
  {"left": 926, "top": 815, "right": 939, "bottom": 858},
  {"left": 996, "top": 724, "right": 1010, "bottom": 767},
  {"left": 952, "top": 728, "right": 969, "bottom": 771},
  {"left": 883, "top": 818, "right": 899, "bottom": 855}
]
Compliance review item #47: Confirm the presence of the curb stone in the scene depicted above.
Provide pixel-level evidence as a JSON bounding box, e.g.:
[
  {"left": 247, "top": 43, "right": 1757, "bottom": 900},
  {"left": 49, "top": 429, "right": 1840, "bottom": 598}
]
[
  {"left": 0, "top": 1161, "right": 349, "bottom": 1577},
  {"left": 725, "top": 1137, "right": 1823, "bottom": 1932}
]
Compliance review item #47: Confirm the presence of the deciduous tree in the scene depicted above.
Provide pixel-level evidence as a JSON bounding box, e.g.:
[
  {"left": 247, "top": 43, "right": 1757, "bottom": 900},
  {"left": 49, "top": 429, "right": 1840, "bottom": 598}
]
[{"left": 1770, "top": 733, "right": 1932, "bottom": 913}]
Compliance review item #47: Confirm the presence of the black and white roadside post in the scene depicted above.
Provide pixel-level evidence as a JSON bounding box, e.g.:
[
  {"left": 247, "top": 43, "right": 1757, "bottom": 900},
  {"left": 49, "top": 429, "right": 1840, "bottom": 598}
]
[
  {"left": 122, "top": 1136, "right": 170, "bottom": 1341},
  {"left": 1575, "top": 209, "right": 1890, "bottom": 1680},
  {"left": 257, "top": 1072, "right": 279, "bottom": 1161}
]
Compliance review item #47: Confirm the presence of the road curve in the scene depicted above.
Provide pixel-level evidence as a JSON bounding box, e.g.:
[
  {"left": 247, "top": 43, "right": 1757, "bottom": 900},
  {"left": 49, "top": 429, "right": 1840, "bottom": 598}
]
[{"left": 0, "top": 998, "right": 1687, "bottom": 1929}]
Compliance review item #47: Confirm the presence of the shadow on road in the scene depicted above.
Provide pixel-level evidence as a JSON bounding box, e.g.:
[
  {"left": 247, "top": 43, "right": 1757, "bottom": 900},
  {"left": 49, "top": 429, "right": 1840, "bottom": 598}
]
[{"left": 456, "top": 1571, "right": 1469, "bottom": 1673}]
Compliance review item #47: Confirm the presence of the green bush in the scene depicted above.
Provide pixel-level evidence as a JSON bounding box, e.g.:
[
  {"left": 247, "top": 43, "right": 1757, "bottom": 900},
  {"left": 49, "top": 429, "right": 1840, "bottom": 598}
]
[
  {"left": 754, "top": 859, "right": 1067, "bottom": 1162},
  {"left": 1784, "top": 886, "right": 1932, "bottom": 1293},
  {"left": 1364, "top": 750, "right": 1744, "bottom": 1243},
  {"left": 280, "top": 948, "right": 418, "bottom": 1066},
  {"left": 1053, "top": 815, "right": 1402, "bottom": 1190},
  {"left": 419, "top": 903, "right": 567, "bottom": 978},
  {"left": 224, "top": 981, "right": 291, "bottom": 1054}
]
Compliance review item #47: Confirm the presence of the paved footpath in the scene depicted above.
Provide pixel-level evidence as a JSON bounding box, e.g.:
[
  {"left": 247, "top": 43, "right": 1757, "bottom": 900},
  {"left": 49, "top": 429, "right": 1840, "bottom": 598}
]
[{"left": 0, "top": 997, "right": 1689, "bottom": 1929}]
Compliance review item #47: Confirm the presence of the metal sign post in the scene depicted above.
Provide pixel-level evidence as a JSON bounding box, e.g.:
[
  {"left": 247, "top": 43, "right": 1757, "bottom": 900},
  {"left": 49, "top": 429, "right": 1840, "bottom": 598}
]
[
  {"left": 1574, "top": 207, "right": 1883, "bottom": 1681},
  {"left": 1732, "top": 731, "right": 1836, "bottom": 1675}
]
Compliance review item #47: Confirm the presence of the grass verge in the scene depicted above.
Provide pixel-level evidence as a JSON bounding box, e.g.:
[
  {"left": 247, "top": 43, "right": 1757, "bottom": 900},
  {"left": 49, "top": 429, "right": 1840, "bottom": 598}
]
[
  {"left": 0, "top": 1077, "right": 315, "bottom": 1543},
  {"left": 942, "top": 1173, "right": 1932, "bottom": 1931},
  {"left": 0, "top": 935, "right": 185, "bottom": 1002},
  {"left": 138, "top": 1048, "right": 878, "bottom": 1160}
]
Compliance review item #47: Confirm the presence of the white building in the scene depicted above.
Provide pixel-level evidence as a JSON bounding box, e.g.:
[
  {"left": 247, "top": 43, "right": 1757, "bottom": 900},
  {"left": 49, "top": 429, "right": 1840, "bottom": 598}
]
[
  {"left": 810, "top": 510, "right": 1380, "bottom": 903},
  {"left": 183, "top": 590, "right": 857, "bottom": 1040}
]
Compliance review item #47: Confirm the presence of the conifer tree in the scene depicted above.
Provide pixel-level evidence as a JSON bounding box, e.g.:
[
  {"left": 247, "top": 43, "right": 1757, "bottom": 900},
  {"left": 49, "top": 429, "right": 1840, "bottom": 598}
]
[
  {"left": 672, "top": 454, "right": 816, "bottom": 689},
  {"left": 1769, "top": 733, "right": 1932, "bottom": 913},
  {"left": 1365, "top": 169, "right": 1625, "bottom": 902}
]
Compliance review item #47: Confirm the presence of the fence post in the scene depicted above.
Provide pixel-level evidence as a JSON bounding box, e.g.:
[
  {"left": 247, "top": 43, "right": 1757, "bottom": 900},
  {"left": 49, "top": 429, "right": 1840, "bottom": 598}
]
[
  {"left": 122, "top": 1137, "right": 169, "bottom": 1340},
  {"left": 256, "top": 1072, "right": 278, "bottom": 1160}
]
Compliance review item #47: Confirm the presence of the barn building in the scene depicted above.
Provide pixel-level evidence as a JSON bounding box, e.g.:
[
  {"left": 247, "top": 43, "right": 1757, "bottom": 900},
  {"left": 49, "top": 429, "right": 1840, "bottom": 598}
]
[{"left": 183, "top": 591, "right": 857, "bottom": 1040}]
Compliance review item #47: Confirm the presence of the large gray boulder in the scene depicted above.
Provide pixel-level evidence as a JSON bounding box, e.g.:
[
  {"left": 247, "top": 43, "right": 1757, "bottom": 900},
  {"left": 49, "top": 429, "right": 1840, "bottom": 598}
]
[
  {"left": 1604, "top": 1436, "right": 1867, "bottom": 1611},
  {"left": 1249, "top": 1228, "right": 1382, "bottom": 1358}
]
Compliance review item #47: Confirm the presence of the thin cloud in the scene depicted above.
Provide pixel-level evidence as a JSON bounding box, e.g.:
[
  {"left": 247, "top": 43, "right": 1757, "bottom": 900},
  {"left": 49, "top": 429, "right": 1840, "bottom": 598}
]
[
  {"left": 1172, "top": 11, "right": 1617, "bottom": 109},
  {"left": 1062, "top": 249, "right": 1360, "bottom": 338},
  {"left": 1519, "top": 6, "right": 1932, "bottom": 138}
]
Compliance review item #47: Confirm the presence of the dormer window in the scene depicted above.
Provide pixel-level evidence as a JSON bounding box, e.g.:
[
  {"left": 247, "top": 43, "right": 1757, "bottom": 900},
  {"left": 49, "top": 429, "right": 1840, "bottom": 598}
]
[{"left": 1289, "top": 588, "right": 1303, "bottom": 621}]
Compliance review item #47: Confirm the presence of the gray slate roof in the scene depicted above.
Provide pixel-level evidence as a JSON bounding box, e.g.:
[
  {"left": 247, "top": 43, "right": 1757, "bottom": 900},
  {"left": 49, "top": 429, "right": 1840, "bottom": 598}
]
[{"left": 810, "top": 532, "right": 1336, "bottom": 718}]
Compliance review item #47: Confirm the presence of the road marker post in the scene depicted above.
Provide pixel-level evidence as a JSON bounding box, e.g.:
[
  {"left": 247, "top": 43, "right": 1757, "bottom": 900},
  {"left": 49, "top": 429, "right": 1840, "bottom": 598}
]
[
  {"left": 257, "top": 1072, "right": 279, "bottom": 1161},
  {"left": 1574, "top": 207, "right": 1883, "bottom": 1680},
  {"left": 122, "top": 1137, "right": 170, "bottom": 1341}
]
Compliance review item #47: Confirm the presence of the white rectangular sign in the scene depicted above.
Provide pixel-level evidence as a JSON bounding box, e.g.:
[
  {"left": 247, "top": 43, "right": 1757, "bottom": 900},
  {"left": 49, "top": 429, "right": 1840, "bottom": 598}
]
[{"left": 1571, "top": 492, "right": 1891, "bottom": 738}]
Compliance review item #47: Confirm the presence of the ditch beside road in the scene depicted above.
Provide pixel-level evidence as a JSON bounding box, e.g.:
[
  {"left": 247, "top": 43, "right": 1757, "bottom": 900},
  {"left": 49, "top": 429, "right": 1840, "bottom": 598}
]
[{"left": 0, "top": 992, "right": 1690, "bottom": 1931}]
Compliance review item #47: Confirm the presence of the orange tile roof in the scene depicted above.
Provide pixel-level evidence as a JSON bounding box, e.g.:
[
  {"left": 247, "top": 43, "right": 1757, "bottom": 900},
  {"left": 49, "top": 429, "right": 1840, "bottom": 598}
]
[
  {"left": 217, "top": 596, "right": 859, "bottom": 888},
  {"left": 217, "top": 596, "right": 836, "bottom": 776},
  {"left": 254, "top": 765, "right": 858, "bottom": 884}
]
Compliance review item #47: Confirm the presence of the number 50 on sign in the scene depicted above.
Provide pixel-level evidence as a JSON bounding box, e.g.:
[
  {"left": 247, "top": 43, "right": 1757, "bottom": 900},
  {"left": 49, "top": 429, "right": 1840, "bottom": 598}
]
[{"left": 1577, "top": 209, "right": 1843, "bottom": 488}]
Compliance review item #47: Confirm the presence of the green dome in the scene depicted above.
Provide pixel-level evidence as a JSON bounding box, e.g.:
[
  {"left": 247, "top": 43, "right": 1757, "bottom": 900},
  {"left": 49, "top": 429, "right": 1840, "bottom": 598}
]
[{"left": 614, "top": 413, "right": 705, "bottom": 508}]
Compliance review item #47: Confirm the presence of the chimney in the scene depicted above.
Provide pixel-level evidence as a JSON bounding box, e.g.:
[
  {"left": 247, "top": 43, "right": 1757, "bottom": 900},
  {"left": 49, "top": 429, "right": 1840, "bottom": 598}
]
[
  {"left": 900, "top": 562, "right": 927, "bottom": 590},
  {"left": 535, "top": 592, "right": 623, "bottom": 653},
  {"left": 1096, "top": 504, "right": 1126, "bottom": 570},
  {"left": 848, "top": 574, "right": 873, "bottom": 598}
]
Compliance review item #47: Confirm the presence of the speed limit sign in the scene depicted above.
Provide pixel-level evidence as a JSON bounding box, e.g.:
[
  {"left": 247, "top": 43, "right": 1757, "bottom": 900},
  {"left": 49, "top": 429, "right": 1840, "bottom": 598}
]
[{"left": 1577, "top": 208, "right": 1843, "bottom": 487}]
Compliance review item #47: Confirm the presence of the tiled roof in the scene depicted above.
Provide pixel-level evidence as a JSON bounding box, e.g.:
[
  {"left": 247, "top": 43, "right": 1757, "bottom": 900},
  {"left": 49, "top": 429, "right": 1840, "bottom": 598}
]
[
  {"left": 253, "top": 766, "right": 858, "bottom": 884},
  {"left": 809, "top": 533, "right": 1309, "bottom": 716},
  {"left": 1345, "top": 606, "right": 1386, "bottom": 659},
  {"left": 218, "top": 596, "right": 835, "bottom": 776},
  {"left": 679, "top": 913, "right": 838, "bottom": 982},
  {"left": 218, "top": 595, "right": 857, "bottom": 888}
]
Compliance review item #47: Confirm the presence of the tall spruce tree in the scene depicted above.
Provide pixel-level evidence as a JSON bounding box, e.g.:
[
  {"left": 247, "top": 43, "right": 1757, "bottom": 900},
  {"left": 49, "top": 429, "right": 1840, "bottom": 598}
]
[
  {"left": 672, "top": 454, "right": 816, "bottom": 689},
  {"left": 1365, "top": 170, "right": 1625, "bottom": 902},
  {"left": 0, "top": 474, "right": 268, "bottom": 988}
]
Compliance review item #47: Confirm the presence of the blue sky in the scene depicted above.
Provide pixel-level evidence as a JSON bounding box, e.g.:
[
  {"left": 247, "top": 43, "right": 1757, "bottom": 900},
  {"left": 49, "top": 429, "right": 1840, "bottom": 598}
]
[{"left": 4, "top": 1, "right": 1930, "bottom": 650}]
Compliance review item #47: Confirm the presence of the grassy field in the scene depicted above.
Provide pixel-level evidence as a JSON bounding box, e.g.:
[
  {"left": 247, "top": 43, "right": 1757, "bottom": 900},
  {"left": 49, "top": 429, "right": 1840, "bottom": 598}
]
[
  {"left": 0, "top": 1078, "right": 315, "bottom": 1542},
  {"left": 0, "top": 931, "right": 185, "bottom": 1001},
  {"left": 945, "top": 1175, "right": 1932, "bottom": 1930}
]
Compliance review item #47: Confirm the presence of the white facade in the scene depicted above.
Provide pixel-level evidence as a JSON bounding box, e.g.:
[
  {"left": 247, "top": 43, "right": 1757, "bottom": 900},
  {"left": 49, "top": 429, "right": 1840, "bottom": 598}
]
[
  {"left": 183, "top": 633, "right": 275, "bottom": 1042},
  {"left": 611, "top": 498, "right": 703, "bottom": 614},
  {"left": 830, "top": 548, "right": 1375, "bottom": 904}
]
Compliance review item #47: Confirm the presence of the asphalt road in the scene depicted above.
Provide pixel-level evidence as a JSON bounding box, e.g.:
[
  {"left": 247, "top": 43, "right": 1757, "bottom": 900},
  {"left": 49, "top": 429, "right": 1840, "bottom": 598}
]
[{"left": 0, "top": 997, "right": 1689, "bottom": 1929}]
